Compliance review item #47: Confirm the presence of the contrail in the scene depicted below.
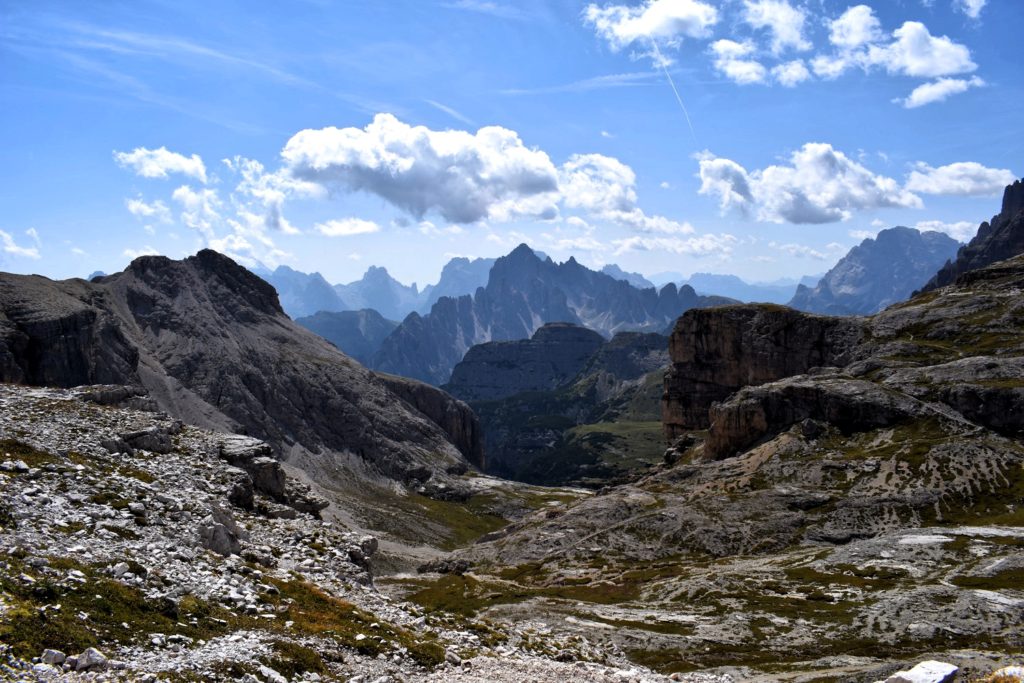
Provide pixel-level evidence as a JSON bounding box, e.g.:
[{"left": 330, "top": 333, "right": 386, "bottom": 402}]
[{"left": 651, "top": 41, "right": 698, "bottom": 149}]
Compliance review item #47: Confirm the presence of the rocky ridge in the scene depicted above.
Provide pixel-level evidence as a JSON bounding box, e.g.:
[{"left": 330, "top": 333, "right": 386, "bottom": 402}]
[{"left": 294, "top": 309, "right": 398, "bottom": 367}]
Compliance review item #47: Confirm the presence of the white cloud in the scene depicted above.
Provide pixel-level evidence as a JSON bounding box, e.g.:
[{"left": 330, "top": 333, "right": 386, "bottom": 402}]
[
  {"left": 771, "top": 59, "right": 811, "bottom": 87},
  {"left": 171, "top": 185, "right": 222, "bottom": 239},
  {"left": 602, "top": 209, "right": 695, "bottom": 234},
  {"left": 612, "top": 233, "right": 736, "bottom": 256},
  {"left": 770, "top": 241, "right": 843, "bottom": 260},
  {"left": 600, "top": 130, "right": 614, "bottom": 138},
  {"left": 849, "top": 229, "right": 878, "bottom": 240},
  {"left": 225, "top": 156, "right": 325, "bottom": 235},
  {"left": 815, "top": 10, "right": 977, "bottom": 100},
  {"left": 742, "top": 0, "right": 810, "bottom": 55},
  {"left": 125, "top": 197, "right": 172, "bottom": 223},
  {"left": 955, "top": 0, "right": 987, "bottom": 19},
  {"left": 123, "top": 246, "right": 160, "bottom": 259},
  {"left": 867, "top": 21, "right": 975, "bottom": 78},
  {"left": 698, "top": 143, "right": 922, "bottom": 224},
  {"left": 915, "top": 219, "right": 976, "bottom": 241},
  {"left": 314, "top": 218, "right": 381, "bottom": 237},
  {"left": 281, "top": 113, "right": 560, "bottom": 224},
  {"left": 560, "top": 153, "right": 638, "bottom": 214},
  {"left": 828, "top": 5, "right": 882, "bottom": 49},
  {"left": 659, "top": 181, "right": 672, "bottom": 189},
  {"left": 113, "top": 146, "right": 207, "bottom": 183},
  {"left": 71, "top": 246, "right": 88, "bottom": 257},
  {"left": 583, "top": 0, "right": 718, "bottom": 51},
  {"left": 906, "top": 161, "right": 1015, "bottom": 196},
  {"left": 0, "top": 230, "right": 40, "bottom": 259},
  {"left": 547, "top": 235, "right": 609, "bottom": 252},
  {"left": 898, "top": 76, "right": 984, "bottom": 108},
  {"left": 710, "top": 40, "right": 767, "bottom": 84},
  {"left": 418, "top": 220, "right": 465, "bottom": 237}
]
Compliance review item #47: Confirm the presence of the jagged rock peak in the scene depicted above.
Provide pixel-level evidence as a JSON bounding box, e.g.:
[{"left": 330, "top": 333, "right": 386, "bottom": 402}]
[{"left": 1002, "top": 178, "right": 1024, "bottom": 218}]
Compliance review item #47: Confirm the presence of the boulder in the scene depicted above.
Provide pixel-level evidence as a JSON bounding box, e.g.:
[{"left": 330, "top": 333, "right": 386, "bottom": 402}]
[{"left": 878, "top": 660, "right": 957, "bottom": 683}]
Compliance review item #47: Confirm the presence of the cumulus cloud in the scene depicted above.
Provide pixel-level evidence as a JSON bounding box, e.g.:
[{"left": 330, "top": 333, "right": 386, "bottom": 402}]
[
  {"left": 868, "top": 21, "right": 976, "bottom": 78},
  {"left": 955, "top": 0, "right": 987, "bottom": 19},
  {"left": 171, "top": 185, "right": 222, "bottom": 239},
  {"left": 281, "top": 113, "right": 560, "bottom": 224},
  {"left": 125, "top": 197, "right": 172, "bottom": 223},
  {"left": 814, "top": 9, "right": 977, "bottom": 100},
  {"left": 898, "top": 76, "right": 984, "bottom": 108},
  {"left": 905, "top": 161, "right": 1015, "bottom": 196},
  {"left": 314, "top": 218, "right": 381, "bottom": 237},
  {"left": 742, "top": 0, "right": 810, "bottom": 55},
  {"left": 123, "top": 246, "right": 160, "bottom": 259},
  {"left": 583, "top": 0, "right": 718, "bottom": 51},
  {"left": 710, "top": 39, "right": 767, "bottom": 84},
  {"left": 612, "top": 233, "right": 736, "bottom": 256},
  {"left": 114, "top": 146, "right": 207, "bottom": 183},
  {"left": 0, "top": 229, "right": 41, "bottom": 259},
  {"left": 698, "top": 143, "right": 922, "bottom": 224},
  {"left": 560, "top": 154, "right": 638, "bottom": 214},
  {"left": 225, "top": 156, "right": 323, "bottom": 235},
  {"left": 915, "top": 219, "right": 976, "bottom": 241},
  {"left": 827, "top": 5, "right": 882, "bottom": 49},
  {"left": 602, "top": 209, "right": 695, "bottom": 234},
  {"left": 770, "top": 241, "right": 845, "bottom": 260},
  {"left": 771, "top": 59, "right": 811, "bottom": 87}
]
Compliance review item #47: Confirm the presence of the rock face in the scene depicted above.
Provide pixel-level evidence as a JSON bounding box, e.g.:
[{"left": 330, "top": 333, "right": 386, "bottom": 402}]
[
  {"left": 600, "top": 264, "right": 653, "bottom": 289},
  {"left": 662, "top": 305, "right": 862, "bottom": 440},
  {"left": 0, "top": 250, "right": 470, "bottom": 490},
  {"left": 445, "top": 323, "right": 605, "bottom": 402},
  {"left": 295, "top": 308, "right": 398, "bottom": 366},
  {"left": 788, "top": 227, "right": 961, "bottom": 315},
  {"left": 921, "top": 177, "right": 1024, "bottom": 291},
  {"left": 373, "top": 244, "right": 733, "bottom": 385}
]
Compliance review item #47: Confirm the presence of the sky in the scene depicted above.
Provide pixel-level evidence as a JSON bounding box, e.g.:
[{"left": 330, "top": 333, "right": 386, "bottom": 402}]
[{"left": 1, "top": 0, "right": 1021, "bottom": 288}]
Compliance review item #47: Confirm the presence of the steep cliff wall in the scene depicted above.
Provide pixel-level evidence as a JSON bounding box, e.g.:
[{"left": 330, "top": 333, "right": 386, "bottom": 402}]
[{"left": 662, "top": 305, "right": 863, "bottom": 441}]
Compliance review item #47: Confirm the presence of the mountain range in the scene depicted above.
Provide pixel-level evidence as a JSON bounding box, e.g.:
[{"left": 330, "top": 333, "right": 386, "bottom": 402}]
[
  {"left": 370, "top": 244, "right": 735, "bottom": 385},
  {"left": 788, "top": 226, "right": 961, "bottom": 315}
]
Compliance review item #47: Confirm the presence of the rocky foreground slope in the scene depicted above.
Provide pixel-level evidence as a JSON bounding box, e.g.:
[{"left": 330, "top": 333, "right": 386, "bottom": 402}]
[
  {"left": 382, "top": 254, "right": 1024, "bottom": 681},
  {"left": 0, "top": 383, "right": 715, "bottom": 682}
]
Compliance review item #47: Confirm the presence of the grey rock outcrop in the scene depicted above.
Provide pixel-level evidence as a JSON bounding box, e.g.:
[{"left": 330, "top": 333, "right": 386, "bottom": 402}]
[
  {"left": 257, "top": 264, "right": 348, "bottom": 318},
  {"left": 789, "top": 227, "right": 960, "bottom": 315},
  {"left": 0, "top": 250, "right": 471, "bottom": 492},
  {"left": 334, "top": 265, "right": 421, "bottom": 321},
  {"left": 445, "top": 323, "right": 605, "bottom": 402},
  {"left": 921, "top": 177, "right": 1024, "bottom": 291}
]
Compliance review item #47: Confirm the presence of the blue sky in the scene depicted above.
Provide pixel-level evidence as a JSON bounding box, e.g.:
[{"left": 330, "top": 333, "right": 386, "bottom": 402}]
[{"left": 1, "top": 0, "right": 1020, "bottom": 288}]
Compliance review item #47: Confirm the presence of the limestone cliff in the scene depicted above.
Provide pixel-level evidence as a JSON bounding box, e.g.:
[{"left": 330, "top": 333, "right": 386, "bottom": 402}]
[{"left": 662, "top": 305, "right": 862, "bottom": 440}]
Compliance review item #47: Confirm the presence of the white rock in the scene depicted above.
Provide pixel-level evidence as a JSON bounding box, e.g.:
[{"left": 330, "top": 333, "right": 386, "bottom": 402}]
[
  {"left": 882, "top": 660, "right": 958, "bottom": 683},
  {"left": 259, "top": 665, "right": 288, "bottom": 683},
  {"left": 41, "top": 649, "right": 66, "bottom": 665}
]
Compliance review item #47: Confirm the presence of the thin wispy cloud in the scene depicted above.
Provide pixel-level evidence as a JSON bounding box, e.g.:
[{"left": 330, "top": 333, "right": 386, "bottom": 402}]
[
  {"left": 440, "top": 0, "right": 530, "bottom": 21},
  {"left": 424, "top": 99, "right": 476, "bottom": 126},
  {"left": 499, "top": 71, "right": 660, "bottom": 95}
]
